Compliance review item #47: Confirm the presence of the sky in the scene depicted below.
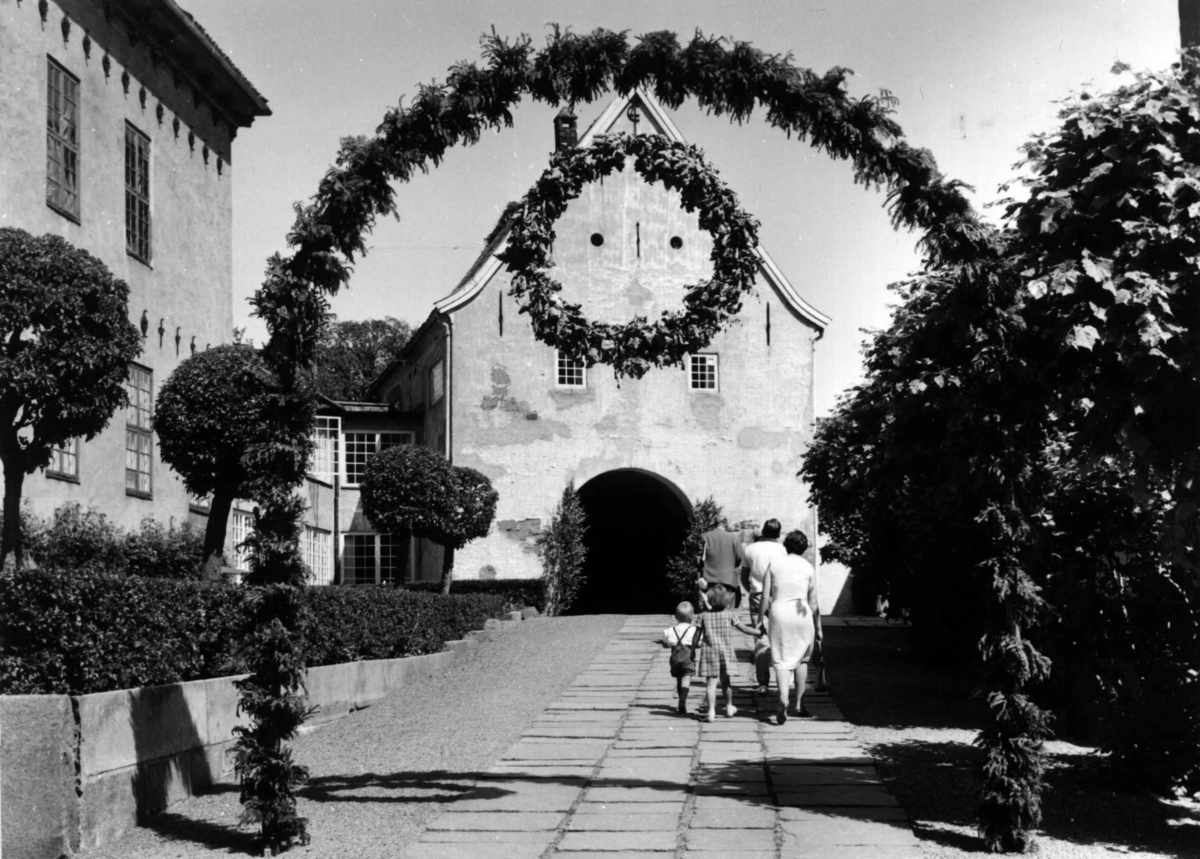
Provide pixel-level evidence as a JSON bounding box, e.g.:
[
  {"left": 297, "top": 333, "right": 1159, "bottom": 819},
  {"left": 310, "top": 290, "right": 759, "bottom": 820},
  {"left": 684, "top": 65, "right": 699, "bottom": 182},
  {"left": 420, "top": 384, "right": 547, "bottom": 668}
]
[{"left": 187, "top": 0, "right": 1179, "bottom": 417}]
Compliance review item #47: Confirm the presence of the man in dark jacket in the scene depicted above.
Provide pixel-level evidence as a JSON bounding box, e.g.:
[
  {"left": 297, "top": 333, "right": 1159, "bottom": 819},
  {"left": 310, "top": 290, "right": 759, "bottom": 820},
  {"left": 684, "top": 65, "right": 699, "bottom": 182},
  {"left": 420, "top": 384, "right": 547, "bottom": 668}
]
[{"left": 698, "top": 517, "right": 745, "bottom": 609}]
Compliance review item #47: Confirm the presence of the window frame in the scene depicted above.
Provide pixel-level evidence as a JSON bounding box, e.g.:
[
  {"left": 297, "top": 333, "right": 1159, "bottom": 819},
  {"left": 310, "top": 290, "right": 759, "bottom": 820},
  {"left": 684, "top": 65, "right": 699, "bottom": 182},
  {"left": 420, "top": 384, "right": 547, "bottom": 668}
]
[
  {"left": 124, "top": 122, "right": 152, "bottom": 264},
  {"left": 341, "top": 430, "right": 414, "bottom": 487},
  {"left": 230, "top": 507, "right": 255, "bottom": 571},
  {"left": 45, "top": 438, "right": 79, "bottom": 483},
  {"left": 688, "top": 353, "right": 719, "bottom": 392},
  {"left": 341, "top": 532, "right": 413, "bottom": 586},
  {"left": 125, "top": 363, "right": 153, "bottom": 498},
  {"left": 302, "top": 526, "right": 334, "bottom": 585},
  {"left": 46, "top": 57, "right": 80, "bottom": 222},
  {"left": 309, "top": 415, "right": 341, "bottom": 485},
  {"left": 430, "top": 358, "right": 445, "bottom": 404},
  {"left": 555, "top": 350, "right": 587, "bottom": 389}
]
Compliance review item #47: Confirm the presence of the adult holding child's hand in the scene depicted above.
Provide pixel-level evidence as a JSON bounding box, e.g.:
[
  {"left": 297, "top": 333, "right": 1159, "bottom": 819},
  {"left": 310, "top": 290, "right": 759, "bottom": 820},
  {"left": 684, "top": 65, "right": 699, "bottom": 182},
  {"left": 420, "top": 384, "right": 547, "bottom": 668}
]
[{"left": 756, "top": 530, "right": 822, "bottom": 725}]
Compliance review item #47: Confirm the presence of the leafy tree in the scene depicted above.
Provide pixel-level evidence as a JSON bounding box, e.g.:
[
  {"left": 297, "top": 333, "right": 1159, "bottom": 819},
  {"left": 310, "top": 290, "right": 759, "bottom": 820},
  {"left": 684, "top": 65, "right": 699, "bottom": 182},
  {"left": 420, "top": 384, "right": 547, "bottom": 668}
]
[
  {"left": 664, "top": 497, "right": 722, "bottom": 605},
  {"left": 155, "top": 344, "right": 280, "bottom": 578},
  {"left": 360, "top": 445, "right": 498, "bottom": 594},
  {"left": 312, "top": 316, "right": 412, "bottom": 401},
  {"left": 539, "top": 480, "right": 588, "bottom": 615},
  {"left": 0, "top": 229, "right": 142, "bottom": 568},
  {"left": 805, "top": 56, "right": 1200, "bottom": 850}
]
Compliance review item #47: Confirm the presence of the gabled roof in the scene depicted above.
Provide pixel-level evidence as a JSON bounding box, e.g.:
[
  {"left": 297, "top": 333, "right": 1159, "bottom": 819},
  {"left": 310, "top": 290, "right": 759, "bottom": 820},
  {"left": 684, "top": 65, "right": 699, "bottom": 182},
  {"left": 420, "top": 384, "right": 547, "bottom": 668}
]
[{"left": 432, "top": 88, "right": 829, "bottom": 331}]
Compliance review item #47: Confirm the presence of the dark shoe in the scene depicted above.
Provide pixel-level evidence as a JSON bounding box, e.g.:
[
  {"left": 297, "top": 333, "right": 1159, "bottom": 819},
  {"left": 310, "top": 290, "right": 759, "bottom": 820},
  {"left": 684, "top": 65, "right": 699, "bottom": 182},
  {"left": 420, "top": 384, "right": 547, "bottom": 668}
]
[
  {"left": 677, "top": 701, "right": 687, "bottom": 715},
  {"left": 798, "top": 705, "right": 814, "bottom": 718},
  {"left": 776, "top": 705, "right": 787, "bottom": 725}
]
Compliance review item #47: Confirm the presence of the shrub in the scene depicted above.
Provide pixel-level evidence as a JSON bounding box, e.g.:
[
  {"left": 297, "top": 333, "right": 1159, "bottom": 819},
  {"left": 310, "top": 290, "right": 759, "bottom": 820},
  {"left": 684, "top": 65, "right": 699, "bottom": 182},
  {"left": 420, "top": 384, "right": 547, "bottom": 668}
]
[
  {"left": 0, "top": 568, "right": 244, "bottom": 695},
  {"left": 0, "top": 570, "right": 509, "bottom": 696},
  {"left": 403, "top": 579, "right": 544, "bottom": 613},
  {"left": 123, "top": 518, "right": 205, "bottom": 580},
  {"left": 665, "top": 497, "right": 722, "bottom": 604},
  {"left": 23, "top": 504, "right": 205, "bottom": 579},
  {"left": 540, "top": 481, "right": 587, "bottom": 616},
  {"left": 306, "top": 587, "right": 507, "bottom": 664}
]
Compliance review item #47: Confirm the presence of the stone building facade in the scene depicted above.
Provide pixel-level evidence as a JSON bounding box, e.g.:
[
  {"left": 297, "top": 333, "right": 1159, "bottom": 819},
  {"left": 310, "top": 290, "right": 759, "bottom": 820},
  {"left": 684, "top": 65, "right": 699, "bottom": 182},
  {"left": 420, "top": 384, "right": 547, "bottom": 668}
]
[
  {"left": 368, "top": 91, "right": 830, "bottom": 609},
  {"left": 1, "top": 0, "right": 268, "bottom": 539}
]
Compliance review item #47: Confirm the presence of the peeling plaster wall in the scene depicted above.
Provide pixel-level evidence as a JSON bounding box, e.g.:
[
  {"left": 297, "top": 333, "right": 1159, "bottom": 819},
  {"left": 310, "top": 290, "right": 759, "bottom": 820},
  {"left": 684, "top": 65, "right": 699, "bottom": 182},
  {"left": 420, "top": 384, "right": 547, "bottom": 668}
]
[
  {"left": 447, "top": 145, "right": 821, "bottom": 581},
  {"left": 2, "top": 0, "right": 236, "bottom": 533}
]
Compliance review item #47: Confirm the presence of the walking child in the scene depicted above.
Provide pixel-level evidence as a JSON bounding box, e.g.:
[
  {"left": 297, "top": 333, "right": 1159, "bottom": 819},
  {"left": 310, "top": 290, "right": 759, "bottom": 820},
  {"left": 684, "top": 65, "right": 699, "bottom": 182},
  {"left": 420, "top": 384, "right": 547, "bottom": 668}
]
[
  {"left": 695, "top": 586, "right": 764, "bottom": 722},
  {"left": 662, "top": 601, "right": 699, "bottom": 715}
]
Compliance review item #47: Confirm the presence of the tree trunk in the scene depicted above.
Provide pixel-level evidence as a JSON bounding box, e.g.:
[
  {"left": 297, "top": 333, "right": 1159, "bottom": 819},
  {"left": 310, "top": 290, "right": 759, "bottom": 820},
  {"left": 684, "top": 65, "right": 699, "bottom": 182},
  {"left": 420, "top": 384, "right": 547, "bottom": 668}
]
[
  {"left": 0, "top": 442, "right": 28, "bottom": 571},
  {"left": 201, "top": 490, "right": 236, "bottom": 581},
  {"left": 440, "top": 544, "right": 455, "bottom": 595},
  {"left": 1182, "top": 0, "right": 1200, "bottom": 48}
]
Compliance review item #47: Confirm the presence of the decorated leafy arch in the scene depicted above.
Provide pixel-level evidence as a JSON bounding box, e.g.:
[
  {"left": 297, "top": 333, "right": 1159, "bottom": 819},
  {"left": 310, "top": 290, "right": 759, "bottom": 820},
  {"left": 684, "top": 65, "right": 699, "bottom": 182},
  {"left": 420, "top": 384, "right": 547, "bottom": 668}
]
[{"left": 245, "top": 27, "right": 1042, "bottom": 854}]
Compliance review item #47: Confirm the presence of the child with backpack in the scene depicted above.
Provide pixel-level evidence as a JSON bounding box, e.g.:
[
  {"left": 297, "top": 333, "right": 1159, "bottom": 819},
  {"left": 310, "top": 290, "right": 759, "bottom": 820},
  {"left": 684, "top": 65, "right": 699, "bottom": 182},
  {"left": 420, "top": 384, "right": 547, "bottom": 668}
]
[{"left": 662, "top": 601, "right": 699, "bottom": 715}]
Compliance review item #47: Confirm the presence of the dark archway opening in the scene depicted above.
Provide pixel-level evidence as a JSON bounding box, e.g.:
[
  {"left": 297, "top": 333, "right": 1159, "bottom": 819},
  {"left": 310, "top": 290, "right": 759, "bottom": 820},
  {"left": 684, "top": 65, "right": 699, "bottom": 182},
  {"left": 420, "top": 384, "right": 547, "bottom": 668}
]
[{"left": 570, "top": 469, "right": 691, "bottom": 614}]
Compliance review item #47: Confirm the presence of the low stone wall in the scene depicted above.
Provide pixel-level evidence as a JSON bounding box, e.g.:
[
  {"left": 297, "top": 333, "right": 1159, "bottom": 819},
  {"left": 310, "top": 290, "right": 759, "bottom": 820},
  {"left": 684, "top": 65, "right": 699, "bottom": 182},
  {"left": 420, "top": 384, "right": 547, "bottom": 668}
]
[{"left": 0, "top": 612, "right": 528, "bottom": 859}]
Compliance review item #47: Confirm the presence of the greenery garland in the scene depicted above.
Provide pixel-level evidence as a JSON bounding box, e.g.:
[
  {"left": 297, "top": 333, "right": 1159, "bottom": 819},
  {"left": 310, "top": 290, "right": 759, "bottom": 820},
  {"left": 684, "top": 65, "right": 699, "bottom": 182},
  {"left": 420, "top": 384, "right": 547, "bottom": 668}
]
[
  {"left": 249, "top": 26, "right": 1017, "bottom": 852},
  {"left": 500, "top": 132, "right": 760, "bottom": 377}
]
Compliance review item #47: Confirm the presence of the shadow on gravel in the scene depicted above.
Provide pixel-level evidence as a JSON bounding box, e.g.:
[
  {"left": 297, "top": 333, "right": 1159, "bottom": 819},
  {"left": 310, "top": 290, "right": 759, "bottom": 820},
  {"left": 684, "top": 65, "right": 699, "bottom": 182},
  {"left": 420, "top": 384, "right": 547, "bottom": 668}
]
[{"left": 139, "top": 785, "right": 255, "bottom": 856}]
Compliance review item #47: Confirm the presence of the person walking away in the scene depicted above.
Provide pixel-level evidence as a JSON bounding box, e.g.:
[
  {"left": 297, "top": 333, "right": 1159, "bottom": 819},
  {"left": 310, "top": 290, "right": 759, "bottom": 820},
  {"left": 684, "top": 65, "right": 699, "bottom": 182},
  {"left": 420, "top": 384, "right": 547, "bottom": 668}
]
[
  {"left": 695, "top": 586, "right": 764, "bottom": 722},
  {"left": 741, "top": 518, "right": 786, "bottom": 693},
  {"left": 756, "top": 530, "right": 823, "bottom": 724},
  {"left": 699, "top": 517, "right": 745, "bottom": 610},
  {"left": 662, "top": 601, "right": 700, "bottom": 715}
]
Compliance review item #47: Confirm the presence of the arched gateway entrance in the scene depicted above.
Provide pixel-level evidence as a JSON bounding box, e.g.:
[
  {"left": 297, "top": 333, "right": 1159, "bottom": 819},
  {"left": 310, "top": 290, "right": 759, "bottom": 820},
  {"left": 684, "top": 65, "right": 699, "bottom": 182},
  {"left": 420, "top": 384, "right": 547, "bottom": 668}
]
[{"left": 570, "top": 469, "right": 692, "bottom": 614}]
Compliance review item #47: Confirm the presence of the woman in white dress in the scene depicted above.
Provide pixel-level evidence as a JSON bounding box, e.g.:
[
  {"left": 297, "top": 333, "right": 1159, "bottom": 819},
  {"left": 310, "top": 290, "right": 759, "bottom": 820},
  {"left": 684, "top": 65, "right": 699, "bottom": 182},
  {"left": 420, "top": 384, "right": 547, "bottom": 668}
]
[{"left": 756, "top": 530, "right": 822, "bottom": 724}]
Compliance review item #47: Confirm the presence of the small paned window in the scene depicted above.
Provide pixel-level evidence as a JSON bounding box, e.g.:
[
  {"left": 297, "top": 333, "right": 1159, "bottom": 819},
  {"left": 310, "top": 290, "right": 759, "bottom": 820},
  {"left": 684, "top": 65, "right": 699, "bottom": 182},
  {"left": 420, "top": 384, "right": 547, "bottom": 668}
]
[
  {"left": 343, "top": 431, "right": 413, "bottom": 486},
  {"left": 556, "top": 351, "right": 586, "bottom": 388},
  {"left": 125, "top": 364, "right": 152, "bottom": 496},
  {"left": 343, "top": 534, "right": 378, "bottom": 585},
  {"left": 231, "top": 508, "right": 254, "bottom": 571},
  {"left": 342, "top": 533, "right": 410, "bottom": 585},
  {"left": 689, "top": 354, "right": 718, "bottom": 391},
  {"left": 46, "top": 438, "right": 79, "bottom": 481},
  {"left": 430, "top": 359, "right": 445, "bottom": 404},
  {"left": 46, "top": 59, "right": 80, "bottom": 220},
  {"left": 303, "top": 527, "right": 333, "bottom": 585},
  {"left": 125, "top": 124, "right": 151, "bottom": 262},
  {"left": 309, "top": 416, "right": 340, "bottom": 484}
]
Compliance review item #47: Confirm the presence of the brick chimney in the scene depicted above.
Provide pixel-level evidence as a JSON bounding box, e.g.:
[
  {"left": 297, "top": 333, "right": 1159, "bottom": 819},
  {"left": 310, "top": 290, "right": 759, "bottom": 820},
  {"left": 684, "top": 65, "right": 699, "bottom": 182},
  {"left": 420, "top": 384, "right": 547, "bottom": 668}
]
[{"left": 553, "top": 108, "right": 578, "bottom": 153}]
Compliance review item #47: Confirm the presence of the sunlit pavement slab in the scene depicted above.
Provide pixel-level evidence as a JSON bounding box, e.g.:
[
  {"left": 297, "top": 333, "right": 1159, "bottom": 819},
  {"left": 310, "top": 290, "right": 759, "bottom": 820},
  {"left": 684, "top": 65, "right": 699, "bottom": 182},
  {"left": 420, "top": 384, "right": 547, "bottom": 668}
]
[{"left": 407, "top": 615, "right": 921, "bottom": 858}]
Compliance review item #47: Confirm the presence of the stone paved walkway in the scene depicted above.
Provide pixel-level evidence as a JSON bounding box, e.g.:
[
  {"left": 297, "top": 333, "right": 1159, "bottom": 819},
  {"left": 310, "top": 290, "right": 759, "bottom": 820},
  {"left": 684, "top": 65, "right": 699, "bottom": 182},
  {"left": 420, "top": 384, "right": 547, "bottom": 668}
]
[{"left": 405, "top": 615, "right": 920, "bottom": 858}]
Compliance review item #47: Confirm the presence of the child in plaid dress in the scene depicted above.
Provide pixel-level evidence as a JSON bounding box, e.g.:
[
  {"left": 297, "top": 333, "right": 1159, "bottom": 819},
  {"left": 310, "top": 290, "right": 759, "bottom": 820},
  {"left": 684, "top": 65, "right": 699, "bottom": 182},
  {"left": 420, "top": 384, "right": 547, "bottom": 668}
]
[{"left": 695, "top": 586, "right": 764, "bottom": 721}]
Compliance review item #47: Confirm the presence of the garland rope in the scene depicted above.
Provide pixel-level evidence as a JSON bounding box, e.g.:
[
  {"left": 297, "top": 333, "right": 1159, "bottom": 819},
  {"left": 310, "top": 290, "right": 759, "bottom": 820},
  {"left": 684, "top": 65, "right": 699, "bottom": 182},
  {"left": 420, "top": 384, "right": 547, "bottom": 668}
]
[{"left": 246, "top": 26, "right": 1048, "bottom": 852}]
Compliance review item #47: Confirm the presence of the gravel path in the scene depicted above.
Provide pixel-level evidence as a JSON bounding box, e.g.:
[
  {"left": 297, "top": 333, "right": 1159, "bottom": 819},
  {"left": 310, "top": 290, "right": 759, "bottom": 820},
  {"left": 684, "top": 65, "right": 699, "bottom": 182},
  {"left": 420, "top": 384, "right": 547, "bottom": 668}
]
[
  {"left": 825, "top": 623, "right": 1200, "bottom": 859},
  {"left": 82, "top": 614, "right": 626, "bottom": 859}
]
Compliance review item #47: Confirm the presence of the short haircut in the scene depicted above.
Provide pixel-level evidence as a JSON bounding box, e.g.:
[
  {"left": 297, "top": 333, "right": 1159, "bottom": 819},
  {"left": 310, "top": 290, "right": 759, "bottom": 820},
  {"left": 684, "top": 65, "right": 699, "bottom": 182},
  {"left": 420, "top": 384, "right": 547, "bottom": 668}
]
[
  {"left": 761, "top": 518, "right": 782, "bottom": 539},
  {"left": 706, "top": 585, "right": 731, "bottom": 611},
  {"left": 783, "top": 530, "right": 810, "bottom": 556},
  {"left": 675, "top": 601, "right": 694, "bottom": 623}
]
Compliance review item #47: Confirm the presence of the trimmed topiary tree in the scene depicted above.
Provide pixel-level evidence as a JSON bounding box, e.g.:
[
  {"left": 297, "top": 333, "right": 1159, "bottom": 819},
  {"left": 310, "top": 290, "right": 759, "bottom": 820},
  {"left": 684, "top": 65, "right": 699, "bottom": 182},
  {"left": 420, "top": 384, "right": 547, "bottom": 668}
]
[
  {"left": 539, "top": 480, "right": 588, "bottom": 616},
  {"left": 0, "top": 229, "right": 142, "bottom": 568},
  {"left": 360, "top": 445, "right": 498, "bottom": 594},
  {"left": 155, "top": 344, "right": 281, "bottom": 578}
]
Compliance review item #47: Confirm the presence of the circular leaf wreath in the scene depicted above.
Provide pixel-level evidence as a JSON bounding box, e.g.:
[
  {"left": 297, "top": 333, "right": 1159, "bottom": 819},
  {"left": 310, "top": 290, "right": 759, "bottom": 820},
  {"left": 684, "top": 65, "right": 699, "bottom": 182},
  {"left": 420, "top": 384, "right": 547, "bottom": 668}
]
[{"left": 500, "top": 132, "right": 761, "bottom": 377}]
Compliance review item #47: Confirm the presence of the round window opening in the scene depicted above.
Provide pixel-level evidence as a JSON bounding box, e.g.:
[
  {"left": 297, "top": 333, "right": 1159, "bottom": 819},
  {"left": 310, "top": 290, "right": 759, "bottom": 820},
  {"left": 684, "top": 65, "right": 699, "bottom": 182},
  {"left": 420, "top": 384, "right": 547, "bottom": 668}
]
[
  {"left": 590, "top": 233, "right": 604, "bottom": 247},
  {"left": 669, "top": 236, "right": 683, "bottom": 250}
]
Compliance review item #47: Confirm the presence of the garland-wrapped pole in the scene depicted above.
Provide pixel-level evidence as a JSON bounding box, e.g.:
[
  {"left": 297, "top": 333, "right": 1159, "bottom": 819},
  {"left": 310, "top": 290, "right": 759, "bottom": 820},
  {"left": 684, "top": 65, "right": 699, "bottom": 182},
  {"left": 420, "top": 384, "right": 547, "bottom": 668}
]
[{"left": 245, "top": 25, "right": 1038, "bottom": 849}]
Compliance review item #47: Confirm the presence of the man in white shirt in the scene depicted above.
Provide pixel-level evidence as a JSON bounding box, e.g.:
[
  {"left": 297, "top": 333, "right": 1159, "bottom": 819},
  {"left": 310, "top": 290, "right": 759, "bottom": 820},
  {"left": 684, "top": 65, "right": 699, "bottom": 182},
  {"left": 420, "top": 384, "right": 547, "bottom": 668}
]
[{"left": 741, "top": 518, "right": 786, "bottom": 693}]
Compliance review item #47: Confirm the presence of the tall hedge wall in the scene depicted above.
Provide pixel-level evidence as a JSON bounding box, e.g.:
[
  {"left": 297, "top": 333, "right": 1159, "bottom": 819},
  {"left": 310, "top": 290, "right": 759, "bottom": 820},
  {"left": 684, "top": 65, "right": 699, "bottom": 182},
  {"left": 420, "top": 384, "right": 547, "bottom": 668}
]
[{"left": 0, "top": 569, "right": 506, "bottom": 696}]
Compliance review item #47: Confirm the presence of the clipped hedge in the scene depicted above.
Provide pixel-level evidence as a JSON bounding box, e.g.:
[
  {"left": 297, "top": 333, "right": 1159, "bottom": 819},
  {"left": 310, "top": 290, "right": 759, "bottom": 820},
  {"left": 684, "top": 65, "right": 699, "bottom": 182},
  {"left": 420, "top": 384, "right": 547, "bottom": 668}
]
[
  {"left": 0, "top": 569, "right": 507, "bottom": 696},
  {"left": 304, "top": 586, "right": 506, "bottom": 665},
  {"left": 405, "top": 578, "right": 545, "bottom": 613}
]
